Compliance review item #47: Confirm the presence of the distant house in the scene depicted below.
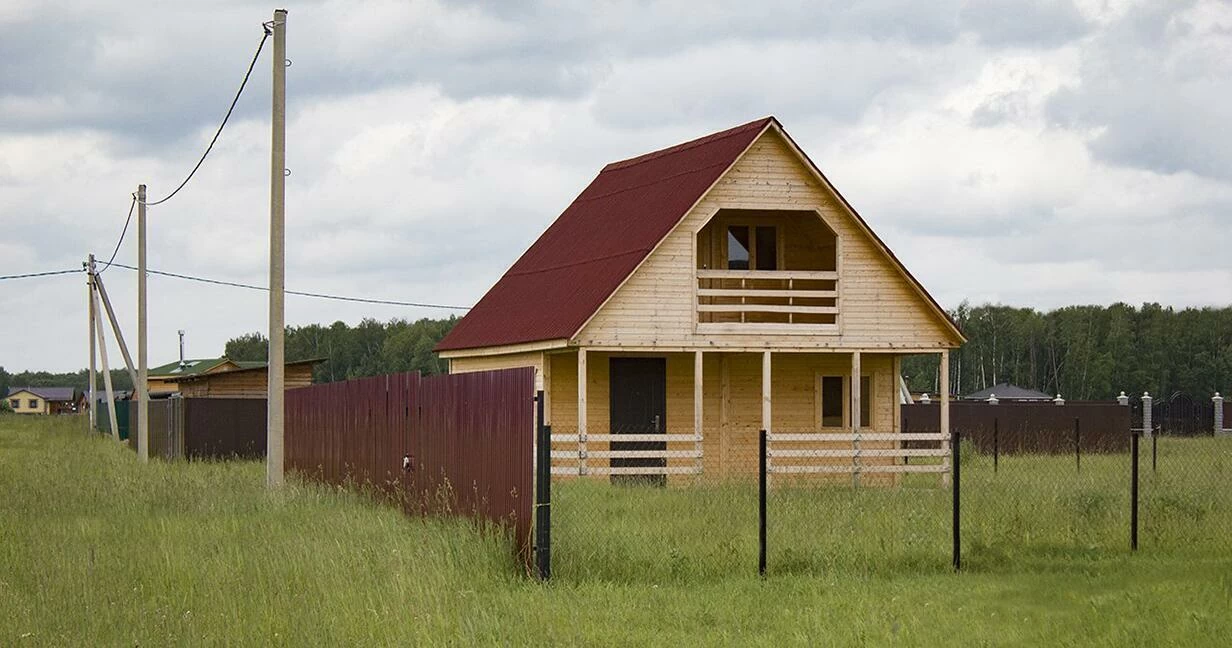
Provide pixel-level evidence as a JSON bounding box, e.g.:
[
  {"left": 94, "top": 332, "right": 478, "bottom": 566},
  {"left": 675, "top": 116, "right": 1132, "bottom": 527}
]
[
  {"left": 6, "top": 387, "right": 82, "bottom": 415},
  {"left": 163, "top": 358, "right": 321, "bottom": 398},
  {"left": 436, "top": 117, "right": 965, "bottom": 480},
  {"left": 147, "top": 357, "right": 248, "bottom": 395},
  {"left": 963, "top": 383, "right": 1052, "bottom": 402}
]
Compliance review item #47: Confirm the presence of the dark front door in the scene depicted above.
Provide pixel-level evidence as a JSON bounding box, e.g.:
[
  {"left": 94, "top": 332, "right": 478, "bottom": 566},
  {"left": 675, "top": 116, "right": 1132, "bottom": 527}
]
[{"left": 609, "top": 357, "right": 667, "bottom": 486}]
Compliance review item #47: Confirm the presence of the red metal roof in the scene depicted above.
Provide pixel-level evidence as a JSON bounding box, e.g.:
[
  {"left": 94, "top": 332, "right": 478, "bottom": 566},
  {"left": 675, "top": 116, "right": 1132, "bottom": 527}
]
[{"left": 436, "top": 117, "right": 774, "bottom": 352}]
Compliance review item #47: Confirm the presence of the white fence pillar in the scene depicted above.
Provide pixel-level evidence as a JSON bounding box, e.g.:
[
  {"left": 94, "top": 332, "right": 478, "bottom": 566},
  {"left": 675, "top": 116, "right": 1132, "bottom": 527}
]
[
  {"left": 1053, "top": 393, "right": 1065, "bottom": 406},
  {"left": 1142, "top": 392, "right": 1153, "bottom": 439},
  {"left": 1214, "top": 392, "right": 1225, "bottom": 436},
  {"left": 1117, "top": 391, "right": 1129, "bottom": 406}
]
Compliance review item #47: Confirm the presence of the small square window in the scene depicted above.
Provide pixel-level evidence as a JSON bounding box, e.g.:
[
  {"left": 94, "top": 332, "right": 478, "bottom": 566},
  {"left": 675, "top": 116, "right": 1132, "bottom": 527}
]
[
  {"left": 28, "top": 399, "right": 39, "bottom": 409},
  {"left": 8, "top": 399, "right": 17, "bottom": 409}
]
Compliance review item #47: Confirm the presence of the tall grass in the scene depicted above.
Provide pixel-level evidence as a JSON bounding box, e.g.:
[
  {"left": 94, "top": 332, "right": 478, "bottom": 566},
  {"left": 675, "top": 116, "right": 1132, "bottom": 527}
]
[{"left": 2, "top": 416, "right": 1230, "bottom": 646}]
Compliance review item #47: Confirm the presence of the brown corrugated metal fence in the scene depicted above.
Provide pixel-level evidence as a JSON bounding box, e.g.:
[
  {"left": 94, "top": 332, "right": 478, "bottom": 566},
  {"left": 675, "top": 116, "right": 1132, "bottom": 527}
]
[
  {"left": 903, "top": 401, "right": 1132, "bottom": 453},
  {"left": 285, "top": 368, "right": 535, "bottom": 559}
]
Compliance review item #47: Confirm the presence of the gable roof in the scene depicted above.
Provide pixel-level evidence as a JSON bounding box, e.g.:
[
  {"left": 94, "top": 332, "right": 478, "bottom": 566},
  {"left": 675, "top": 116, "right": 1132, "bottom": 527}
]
[
  {"left": 163, "top": 358, "right": 324, "bottom": 383},
  {"left": 963, "top": 383, "right": 1052, "bottom": 401},
  {"left": 7, "top": 386, "right": 78, "bottom": 401},
  {"left": 436, "top": 117, "right": 963, "bottom": 352},
  {"left": 148, "top": 357, "right": 235, "bottom": 378},
  {"left": 436, "top": 118, "right": 775, "bottom": 352}
]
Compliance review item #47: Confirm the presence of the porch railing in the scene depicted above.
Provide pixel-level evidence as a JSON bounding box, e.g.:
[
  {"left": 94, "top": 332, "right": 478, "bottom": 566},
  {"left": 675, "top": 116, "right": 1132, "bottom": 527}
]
[{"left": 696, "top": 269, "right": 838, "bottom": 333}]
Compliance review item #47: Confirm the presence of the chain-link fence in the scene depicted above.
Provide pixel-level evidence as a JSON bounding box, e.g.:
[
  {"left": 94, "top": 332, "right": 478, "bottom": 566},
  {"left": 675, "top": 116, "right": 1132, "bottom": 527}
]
[
  {"left": 534, "top": 414, "right": 1232, "bottom": 582},
  {"left": 1139, "top": 431, "right": 1232, "bottom": 552}
]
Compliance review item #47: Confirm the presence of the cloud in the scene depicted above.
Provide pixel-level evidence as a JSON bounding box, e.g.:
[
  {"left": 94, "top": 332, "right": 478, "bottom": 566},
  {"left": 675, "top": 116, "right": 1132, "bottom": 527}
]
[{"left": 2, "top": 0, "right": 1230, "bottom": 373}]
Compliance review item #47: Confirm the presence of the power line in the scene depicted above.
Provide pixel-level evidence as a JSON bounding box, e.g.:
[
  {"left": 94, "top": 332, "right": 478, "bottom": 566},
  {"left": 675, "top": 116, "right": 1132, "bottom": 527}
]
[
  {"left": 141, "top": 27, "right": 270, "bottom": 207},
  {"left": 106, "top": 263, "right": 471, "bottom": 310},
  {"left": 97, "top": 194, "right": 137, "bottom": 274},
  {"left": 0, "top": 268, "right": 83, "bottom": 281}
]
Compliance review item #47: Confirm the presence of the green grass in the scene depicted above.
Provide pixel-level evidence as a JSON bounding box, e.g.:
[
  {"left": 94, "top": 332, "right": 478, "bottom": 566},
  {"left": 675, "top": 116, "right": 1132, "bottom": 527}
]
[{"left": 2, "top": 415, "right": 1230, "bottom": 646}]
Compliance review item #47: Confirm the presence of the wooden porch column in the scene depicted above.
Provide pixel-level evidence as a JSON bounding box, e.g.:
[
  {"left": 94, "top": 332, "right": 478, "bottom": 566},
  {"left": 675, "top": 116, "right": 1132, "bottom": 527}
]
[
  {"left": 694, "top": 350, "right": 704, "bottom": 475},
  {"left": 851, "top": 350, "right": 861, "bottom": 486},
  {"left": 940, "top": 349, "right": 951, "bottom": 486},
  {"left": 761, "top": 351, "right": 772, "bottom": 433},
  {"left": 577, "top": 348, "right": 587, "bottom": 476}
]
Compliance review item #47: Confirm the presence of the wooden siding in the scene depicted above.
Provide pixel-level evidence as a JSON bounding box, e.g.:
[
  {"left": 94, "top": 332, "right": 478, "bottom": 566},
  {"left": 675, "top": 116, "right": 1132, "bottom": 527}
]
[
  {"left": 174, "top": 364, "right": 315, "bottom": 398},
  {"left": 576, "top": 130, "right": 955, "bottom": 350},
  {"left": 449, "top": 351, "right": 545, "bottom": 393},
  {"left": 546, "top": 350, "right": 900, "bottom": 480}
]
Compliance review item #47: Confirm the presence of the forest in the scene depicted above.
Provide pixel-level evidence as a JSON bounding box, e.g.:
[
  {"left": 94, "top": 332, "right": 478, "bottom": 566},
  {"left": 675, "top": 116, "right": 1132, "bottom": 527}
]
[
  {"left": 7, "top": 303, "right": 1229, "bottom": 403},
  {"left": 901, "top": 302, "right": 1232, "bottom": 400}
]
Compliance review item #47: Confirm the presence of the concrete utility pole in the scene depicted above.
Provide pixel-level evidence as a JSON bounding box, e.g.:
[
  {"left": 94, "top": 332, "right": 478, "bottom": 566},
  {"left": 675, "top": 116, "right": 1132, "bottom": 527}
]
[
  {"left": 87, "top": 255, "right": 97, "bottom": 431},
  {"left": 92, "top": 286, "right": 120, "bottom": 442},
  {"left": 94, "top": 272, "right": 137, "bottom": 386},
  {"left": 137, "top": 183, "right": 149, "bottom": 462},
  {"left": 267, "top": 8, "right": 288, "bottom": 488}
]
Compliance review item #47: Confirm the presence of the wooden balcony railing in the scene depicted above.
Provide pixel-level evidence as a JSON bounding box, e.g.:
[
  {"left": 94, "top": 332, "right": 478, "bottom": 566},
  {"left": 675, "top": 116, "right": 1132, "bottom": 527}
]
[{"left": 696, "top": 269, "right": 838, "bottom": 333}]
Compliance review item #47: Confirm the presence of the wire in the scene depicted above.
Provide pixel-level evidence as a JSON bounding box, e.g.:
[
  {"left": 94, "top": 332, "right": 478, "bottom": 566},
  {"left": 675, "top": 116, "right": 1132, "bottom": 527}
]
[
  {"left": 106, "top": 263, "right": 471, "bottom": 310},
  {"left": 141, "top": 28, "right": 270, "bottom": 207},
  {"left": 0, "top": 269, "right": 83, "bottom": 281},
  {"left": 97, "top": 194, "right": 137, "bottom": 274}
]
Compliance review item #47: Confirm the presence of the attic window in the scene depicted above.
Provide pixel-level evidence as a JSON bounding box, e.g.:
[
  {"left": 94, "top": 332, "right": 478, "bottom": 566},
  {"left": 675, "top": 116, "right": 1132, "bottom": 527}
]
[
  {"left": 726, "top": 226, "right": 750, "bottom": 270},
  {"left": 725, "top": 225, "right": 778, "bottom": 270}
]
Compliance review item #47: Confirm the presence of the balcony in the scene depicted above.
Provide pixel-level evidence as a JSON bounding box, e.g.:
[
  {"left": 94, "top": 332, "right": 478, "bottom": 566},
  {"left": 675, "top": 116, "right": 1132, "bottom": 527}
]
[{"left": 696, "top": 269, "right": 838, "bottom": 334}]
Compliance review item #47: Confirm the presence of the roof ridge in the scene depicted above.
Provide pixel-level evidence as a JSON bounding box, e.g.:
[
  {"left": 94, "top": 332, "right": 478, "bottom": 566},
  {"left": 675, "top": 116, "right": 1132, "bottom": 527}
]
[{"left": 602, "top": 117, "right": 774, "bottom": 172}]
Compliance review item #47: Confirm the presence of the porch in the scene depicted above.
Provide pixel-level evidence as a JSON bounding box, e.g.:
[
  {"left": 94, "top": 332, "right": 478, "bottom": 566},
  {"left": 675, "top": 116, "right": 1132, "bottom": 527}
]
[{"left": 543, "top": 349, "right": 952, "bottom": 484}]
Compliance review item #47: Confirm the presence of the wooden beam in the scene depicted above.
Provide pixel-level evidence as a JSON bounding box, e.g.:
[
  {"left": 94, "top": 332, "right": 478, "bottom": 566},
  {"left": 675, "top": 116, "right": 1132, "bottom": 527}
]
[
  {"left": 577, "top": 348, "right": 587, "bottom": 476},
  {"left": 694, "top": 350, "right": 703, "bottom": 475},
  {"left": 851, "top": 350, "right": 861, "bottom": 486},
  {"left": 761, "top": 351, "right": 772, "bottom": 433},
  {"left": 940, "top": 349, "right": 951, "bottom": 487}
]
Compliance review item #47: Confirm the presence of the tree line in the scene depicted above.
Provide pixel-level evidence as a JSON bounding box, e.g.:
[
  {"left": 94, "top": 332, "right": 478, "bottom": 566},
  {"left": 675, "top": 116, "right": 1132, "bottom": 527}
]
[
  {"left": 902, "top": 302, "right": 1232, "bottom": 400},
  {"left": 224, "top": 316, "right": 457, "bottom": 383},
  {"left": 9, "top": 302, "right": 1230, "bottom": 403},
  {"left": 1, "top": 367, "right": 133, "bottom": 397}
]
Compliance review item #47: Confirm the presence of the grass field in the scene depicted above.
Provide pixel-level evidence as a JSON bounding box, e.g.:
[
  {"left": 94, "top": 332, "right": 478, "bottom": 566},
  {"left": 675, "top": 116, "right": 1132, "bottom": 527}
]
[{"left": 2, "top": 415, "right": 1230, "bottom": 646}]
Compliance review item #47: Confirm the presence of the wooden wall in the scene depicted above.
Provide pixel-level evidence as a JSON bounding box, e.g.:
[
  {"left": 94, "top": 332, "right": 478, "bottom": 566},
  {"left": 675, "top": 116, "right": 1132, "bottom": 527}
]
[
  {"left": 576, "top": 130, "right": 956, "bottom": 350},
  {"left": 545, "top": 349, "right": 899, "bottom": 480},
  {"left": 175, "top": 364, "right": 315, "bottom": 398}
]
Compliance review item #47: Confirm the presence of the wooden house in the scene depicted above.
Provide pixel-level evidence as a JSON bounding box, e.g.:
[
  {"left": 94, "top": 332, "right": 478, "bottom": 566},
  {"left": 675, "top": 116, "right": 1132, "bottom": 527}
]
[
  {"left": 164, "top": 359, "right": 320, "bottom": 398},
  {"left": 436, "top": 117, "right": 964, "bottom": 482},
  {"left": 147, "top": 357, "right": 245, "bottom": 395},
  {"left": 6, "top": 387, "right": 82, "bottom": 415}
]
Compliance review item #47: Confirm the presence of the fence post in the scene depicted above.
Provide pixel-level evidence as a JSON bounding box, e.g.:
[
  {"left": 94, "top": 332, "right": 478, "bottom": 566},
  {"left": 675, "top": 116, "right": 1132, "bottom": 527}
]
[
  {"left": 952, "top": 427, "right": 961, "bottom": 571},
  {"left": 1117, "top": 391, "right": 1129, "bottom": 406},
  {"left": 758, "top": 429, "right": 767, "bottom": 578},
  {"left": 993, "top": 417, "right": 999, "bottom": 474},
  {"left": 1142, "top": 392, "right": 1152, "bottom": 439},
  {"left": 1074, "top": 417, "right": 1081, "bottom": 473},
  {"left": 534, "top": 390, "right": 551, "bottom": 581},
  {"left": 1214, "top": 393, "right": 1225, "bottom": 436},
  {"left": 1130, "top": 427, "right": 1139, "bottom": 551}
]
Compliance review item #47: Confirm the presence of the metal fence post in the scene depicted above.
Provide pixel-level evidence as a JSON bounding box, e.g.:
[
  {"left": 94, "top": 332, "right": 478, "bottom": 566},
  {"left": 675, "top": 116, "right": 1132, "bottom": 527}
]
[
  {"left": 758, "top": 428, "right": 767, "bottom": 578},
  {"left": 1130, "top": 427, "right": 1139, "bottom": 551},
  {"left": 1074, "top": 417, "right": 1081, "bottom": 473},
  {"left": 534, "top": 390, "right": 551, "bottom": 581},
  {"left": 993, "top": 417, "right": 999, "bottom": 474},
  {"left": 952, "top": 427, "right": 961, "bottom": 571}
]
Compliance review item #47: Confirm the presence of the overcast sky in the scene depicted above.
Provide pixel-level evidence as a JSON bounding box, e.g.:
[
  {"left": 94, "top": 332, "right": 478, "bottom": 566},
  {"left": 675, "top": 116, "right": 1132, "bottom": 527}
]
[{"left": 2, "top": 0, "right": 1230, "bottom": 372}]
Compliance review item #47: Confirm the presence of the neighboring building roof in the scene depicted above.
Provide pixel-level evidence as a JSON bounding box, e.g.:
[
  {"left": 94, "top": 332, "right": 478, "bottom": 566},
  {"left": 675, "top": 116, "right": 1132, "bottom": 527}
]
[
  {"left": 6, "top": 386, "right": 78, "bottom": 401},
  {"left": 148, "top": 357, "right": 235, "bottom": 378},
  {"left": 436, "top": 117, "right": 774, "bottom": 352},
  {"left": 162, "top": 358, "right": 324, "bottom": 383},
  {"left": 963, "top": 383, "right": 1053, "bottom": 401},
  {"left": 436, "top": 116, "right": 963, "bottom": 353}
]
